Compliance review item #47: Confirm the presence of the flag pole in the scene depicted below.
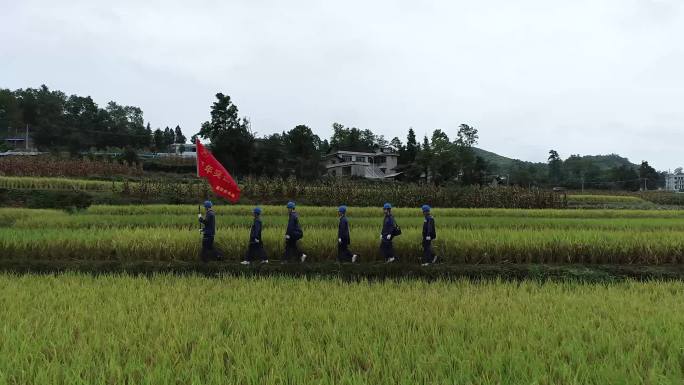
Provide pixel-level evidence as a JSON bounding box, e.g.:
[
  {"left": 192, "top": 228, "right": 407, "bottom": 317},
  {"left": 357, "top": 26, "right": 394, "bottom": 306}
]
[{"left": 196, "top": 138, "right": 202, "bottom": 233}]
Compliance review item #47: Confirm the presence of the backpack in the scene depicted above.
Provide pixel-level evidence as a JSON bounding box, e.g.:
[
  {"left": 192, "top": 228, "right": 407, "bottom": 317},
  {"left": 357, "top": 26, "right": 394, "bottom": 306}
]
[{"left": 391, "top": 223, "right": 402, "bottom": 237}]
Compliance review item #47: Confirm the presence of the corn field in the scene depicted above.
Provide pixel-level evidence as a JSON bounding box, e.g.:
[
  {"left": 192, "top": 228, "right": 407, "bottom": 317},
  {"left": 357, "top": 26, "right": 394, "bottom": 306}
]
[
  {"left": 242, "top": 176, "right": 566, "bottom": 208},
  {"left": 0, "top": 176, "right": 567, "bottom": 207},
  {"left": 0, "top": 156, "right": 142, "bottom": 177},
  {"left": 3, "top": 205, "right": 684, "bottom": 264}
]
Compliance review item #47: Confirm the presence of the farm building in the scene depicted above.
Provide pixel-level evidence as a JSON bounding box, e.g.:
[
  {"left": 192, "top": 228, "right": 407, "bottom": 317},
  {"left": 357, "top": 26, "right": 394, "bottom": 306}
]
[
  {"left": 665, "top": 169, "right": 684, "bottom": 191},
  {"left": 322, "top": 147, "right": 400, "bottom": 179}
]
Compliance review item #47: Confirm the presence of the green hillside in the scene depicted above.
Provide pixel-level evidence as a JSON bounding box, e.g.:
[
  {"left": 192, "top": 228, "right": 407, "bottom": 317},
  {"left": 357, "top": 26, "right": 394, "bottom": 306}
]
[{"left": 473, "top": 148, "right": 639, "bottom": 174}]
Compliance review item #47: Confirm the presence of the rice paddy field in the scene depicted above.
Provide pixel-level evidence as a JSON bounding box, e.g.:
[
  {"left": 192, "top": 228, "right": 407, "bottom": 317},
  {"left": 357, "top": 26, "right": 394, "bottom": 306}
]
[
  {"left": 4, "top": 202, "right": 684, "bottom": 384},
  {"left": 3, "top": 204, "right": 684, "bottom": 264},
  {"left": 0, "top": 274, "right": 682, "bottom": 385}
]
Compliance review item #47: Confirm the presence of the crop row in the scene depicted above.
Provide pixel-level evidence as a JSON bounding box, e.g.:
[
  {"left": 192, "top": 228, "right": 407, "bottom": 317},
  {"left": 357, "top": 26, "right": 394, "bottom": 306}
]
[
  {"left": 2, "top": 227, "right": 684, "bottom": 264},
  {"left": 10, "top": 213, "right": 684, "bottom": 232},
  {"left": 84, "top": 204, "right": 684, "bottom": 218},
  {"left": 0, "top": 176, "right": 567, "bottom": 208},
  {"left": 243, "top": 177, "right": 566, "bottom": 208}
]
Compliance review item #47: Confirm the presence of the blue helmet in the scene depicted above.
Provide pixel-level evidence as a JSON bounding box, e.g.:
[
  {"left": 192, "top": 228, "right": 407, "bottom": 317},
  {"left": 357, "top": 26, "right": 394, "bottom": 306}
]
[
  {"left": 338, "top": 205, "right": 347, "bottom": 213},
  {"left": 421, "top": 204, "right": 431, "bottom": 213},
  {"left": 383, "top": 203, "right": 392, "bottom": 210},
  {"left": 203, "top": 200, "right": 213, "bottom": 209},
  {"left": 253, "top": 207, "right": 262, "bottom": 215},
  {"left": 286, "top": 201, "right": 296, "bottom": 209}
]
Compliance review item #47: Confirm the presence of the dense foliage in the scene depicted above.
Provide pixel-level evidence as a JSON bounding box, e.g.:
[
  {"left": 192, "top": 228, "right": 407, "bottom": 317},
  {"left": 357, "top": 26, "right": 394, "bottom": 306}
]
[{"left": 0, "top": 86, "right": 184, "bottom": 153}]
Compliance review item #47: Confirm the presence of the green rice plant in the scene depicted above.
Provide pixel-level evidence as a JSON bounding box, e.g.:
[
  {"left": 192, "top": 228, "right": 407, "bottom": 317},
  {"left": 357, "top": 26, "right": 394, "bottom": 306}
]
[
  {"left": 1, "top": 275, "right": 683, "bottom": 385},
  {"left": 85, "top": 204, "right": 684, "bottom": 219},
  {"left": 6, "top": 205, "right": 684, "bottom": 264},
  {"left": 2, "top": 226, "right": 684, "bottom": 264},
  {"left": 14, "top": 211, "right": 684, "bottom": 233},
  {"left": 0, "top": 208, "right": 63, "bottom": 226}
]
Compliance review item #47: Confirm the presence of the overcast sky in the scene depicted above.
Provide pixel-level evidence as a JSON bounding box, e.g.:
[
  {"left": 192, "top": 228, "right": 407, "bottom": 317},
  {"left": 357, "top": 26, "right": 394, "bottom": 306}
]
[{"left": 2, "top": 0, "right": 682, "bottom": 169}]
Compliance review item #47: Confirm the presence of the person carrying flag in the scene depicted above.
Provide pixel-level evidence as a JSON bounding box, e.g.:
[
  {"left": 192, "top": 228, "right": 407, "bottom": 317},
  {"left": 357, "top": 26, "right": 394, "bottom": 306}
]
[
  {"left": 283, "top": 201, "right": 307, "bottom": 263},
  {"left": 241, "top": 207, "right": 268, "bottom": 265},
  {"left": 380, "top": 203, "right": 398, "bottom": 263},
  {"left": 198, "top": 200, "right": 224, "bottom": 262},
  {"left": 337, "top": 205, "right": 358, "bottom": 263},
  {"left": 421, "top": 205, "right": 438, "bottom": 266}
]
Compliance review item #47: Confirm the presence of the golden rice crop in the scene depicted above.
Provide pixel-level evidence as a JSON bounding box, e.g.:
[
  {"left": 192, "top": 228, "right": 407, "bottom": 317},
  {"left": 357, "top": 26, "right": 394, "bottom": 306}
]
[
  {"left": 4, "top": 205, "right": 684, "bottom": 264},
  {"left": 2, "top": 227, "right": 684, "bottom": 264},
  {"left": 1, "top": 274, "right": 683, "bottom": 385},
  {"left": 86, "top": 204, "right": 684, "bottom": 218}
]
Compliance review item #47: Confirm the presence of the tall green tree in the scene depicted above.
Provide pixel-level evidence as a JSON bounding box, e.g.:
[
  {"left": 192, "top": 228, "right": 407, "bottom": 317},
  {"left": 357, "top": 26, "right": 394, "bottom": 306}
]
[
  {"left": 174, "top": 125, "right": 186, "bottom": 144},
  {"left": 390, "top": 137, "right": 405, "bottom": 161},
  {"left": 610, "top": 164, "right": 639, "bottom": 190},
  {"left": 16, "top": 86, "right": 67, "bottom": 150},
  {"left": 428, "top": 130, "right": 457, "bottom": 185},
  {"left": 548, "top": 150, "right": 563, "bottom": 185},
  {"left": 153, "top": 128, "right": 164, "bottom": 152},
  {"left": 64, "top": 95, "right": 99, "bottom": 154},
  {"left": 283, "top": 125, "right": 322, "bottom": 180},
  {"left": 252, "top": 133, "right": 287, "bottom": 177},
  {"left": 405, "top": 128, "right": 418, "bottom": 164},
  {"left": 144, "top": 123, "right": 153, "bottom": 149},
  {"left": 413, "top": 135, "right": 433, "bottom": 183},
  {"left": 455, "top": 124, "right": 478, "bottom": 147},
  {"left": 454, "top": 123, "right": 481, "bottom": 185},
  {"left": 329, "top": 123, "right": 376, "bottom": 152},
  {"left": 163, "top": 127, "right": 175, "bottom": 149},
  {"left": 198, "top": 93, "right": 254, "bottom": 177},
  {"left": 0, "top": 89, "right": 22, "bottom": 133},
  {"left": 639, "top": 161, "right": 660, "bottom": 190}
]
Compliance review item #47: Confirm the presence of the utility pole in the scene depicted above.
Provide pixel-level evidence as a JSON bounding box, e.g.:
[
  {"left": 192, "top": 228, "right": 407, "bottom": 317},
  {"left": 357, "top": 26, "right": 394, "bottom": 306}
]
[
  {"left": 25, "top": 124, "right": 29, "bottom": 151},
  {"left": 581, "top": 177, "right": 585, "bottom": 194}
]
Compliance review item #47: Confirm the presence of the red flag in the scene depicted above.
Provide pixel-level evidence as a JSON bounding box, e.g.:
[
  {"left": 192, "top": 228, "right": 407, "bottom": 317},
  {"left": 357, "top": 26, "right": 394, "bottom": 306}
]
[{"left": 196, "top": 140, "right": 241, "bottom": 203}]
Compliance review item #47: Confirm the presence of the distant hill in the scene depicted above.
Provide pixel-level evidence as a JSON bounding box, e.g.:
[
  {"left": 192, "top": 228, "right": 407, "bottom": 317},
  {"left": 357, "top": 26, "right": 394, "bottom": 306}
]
[
  {"left": 472, "top": 148, "right": 639, "bottom": 174},
  {"left": 472, "top": 148, "right": 541, "bottom": 172},
  {"left": 577, "top": 154, "right": 637, "bottom": 171}
]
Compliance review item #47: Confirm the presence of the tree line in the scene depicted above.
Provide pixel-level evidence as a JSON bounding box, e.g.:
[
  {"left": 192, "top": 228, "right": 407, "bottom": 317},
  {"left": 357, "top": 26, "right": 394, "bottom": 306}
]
[
  {"left": 0, "top": 86, "right": 666, "bottom": 189},
  {"left": 197, "top": 93, "right": 485, "bottom": 184},
  {"left": 0, "top": 85, "right": 185, "bottom": 154}
]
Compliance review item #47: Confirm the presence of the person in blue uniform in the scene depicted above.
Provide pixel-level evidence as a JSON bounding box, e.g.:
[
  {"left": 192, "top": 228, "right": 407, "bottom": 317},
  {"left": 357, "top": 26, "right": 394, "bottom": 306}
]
[
  {"left": 283, "top": 201, "right": 307, "bottom": 263},
  {"left": 380, "top": 202, "right": 397, "bottom": 263},
  {"left": 421, "top": 205, "right": 438, "bottom": 266},
  {"left": 241, "top": 207, "right": 268, "bottom": 265},
  {"left": 337, "top": 205, "right": 358, "bottom": 263},
  {"left": 198, "top": 200, "right": 224, "bottom": 262}
]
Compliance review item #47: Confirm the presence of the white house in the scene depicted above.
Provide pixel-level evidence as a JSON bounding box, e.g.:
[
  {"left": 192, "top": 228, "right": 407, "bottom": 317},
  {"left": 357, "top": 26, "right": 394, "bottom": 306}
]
[
  {"left": 665, "top": 169, "right": 684, "bottom": 191},
  {"left": 322, "top": 148, "right": 400, "bottom": 179},
  {"left": 155, "top": 143, "right": 197, "bottom": 158}
]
